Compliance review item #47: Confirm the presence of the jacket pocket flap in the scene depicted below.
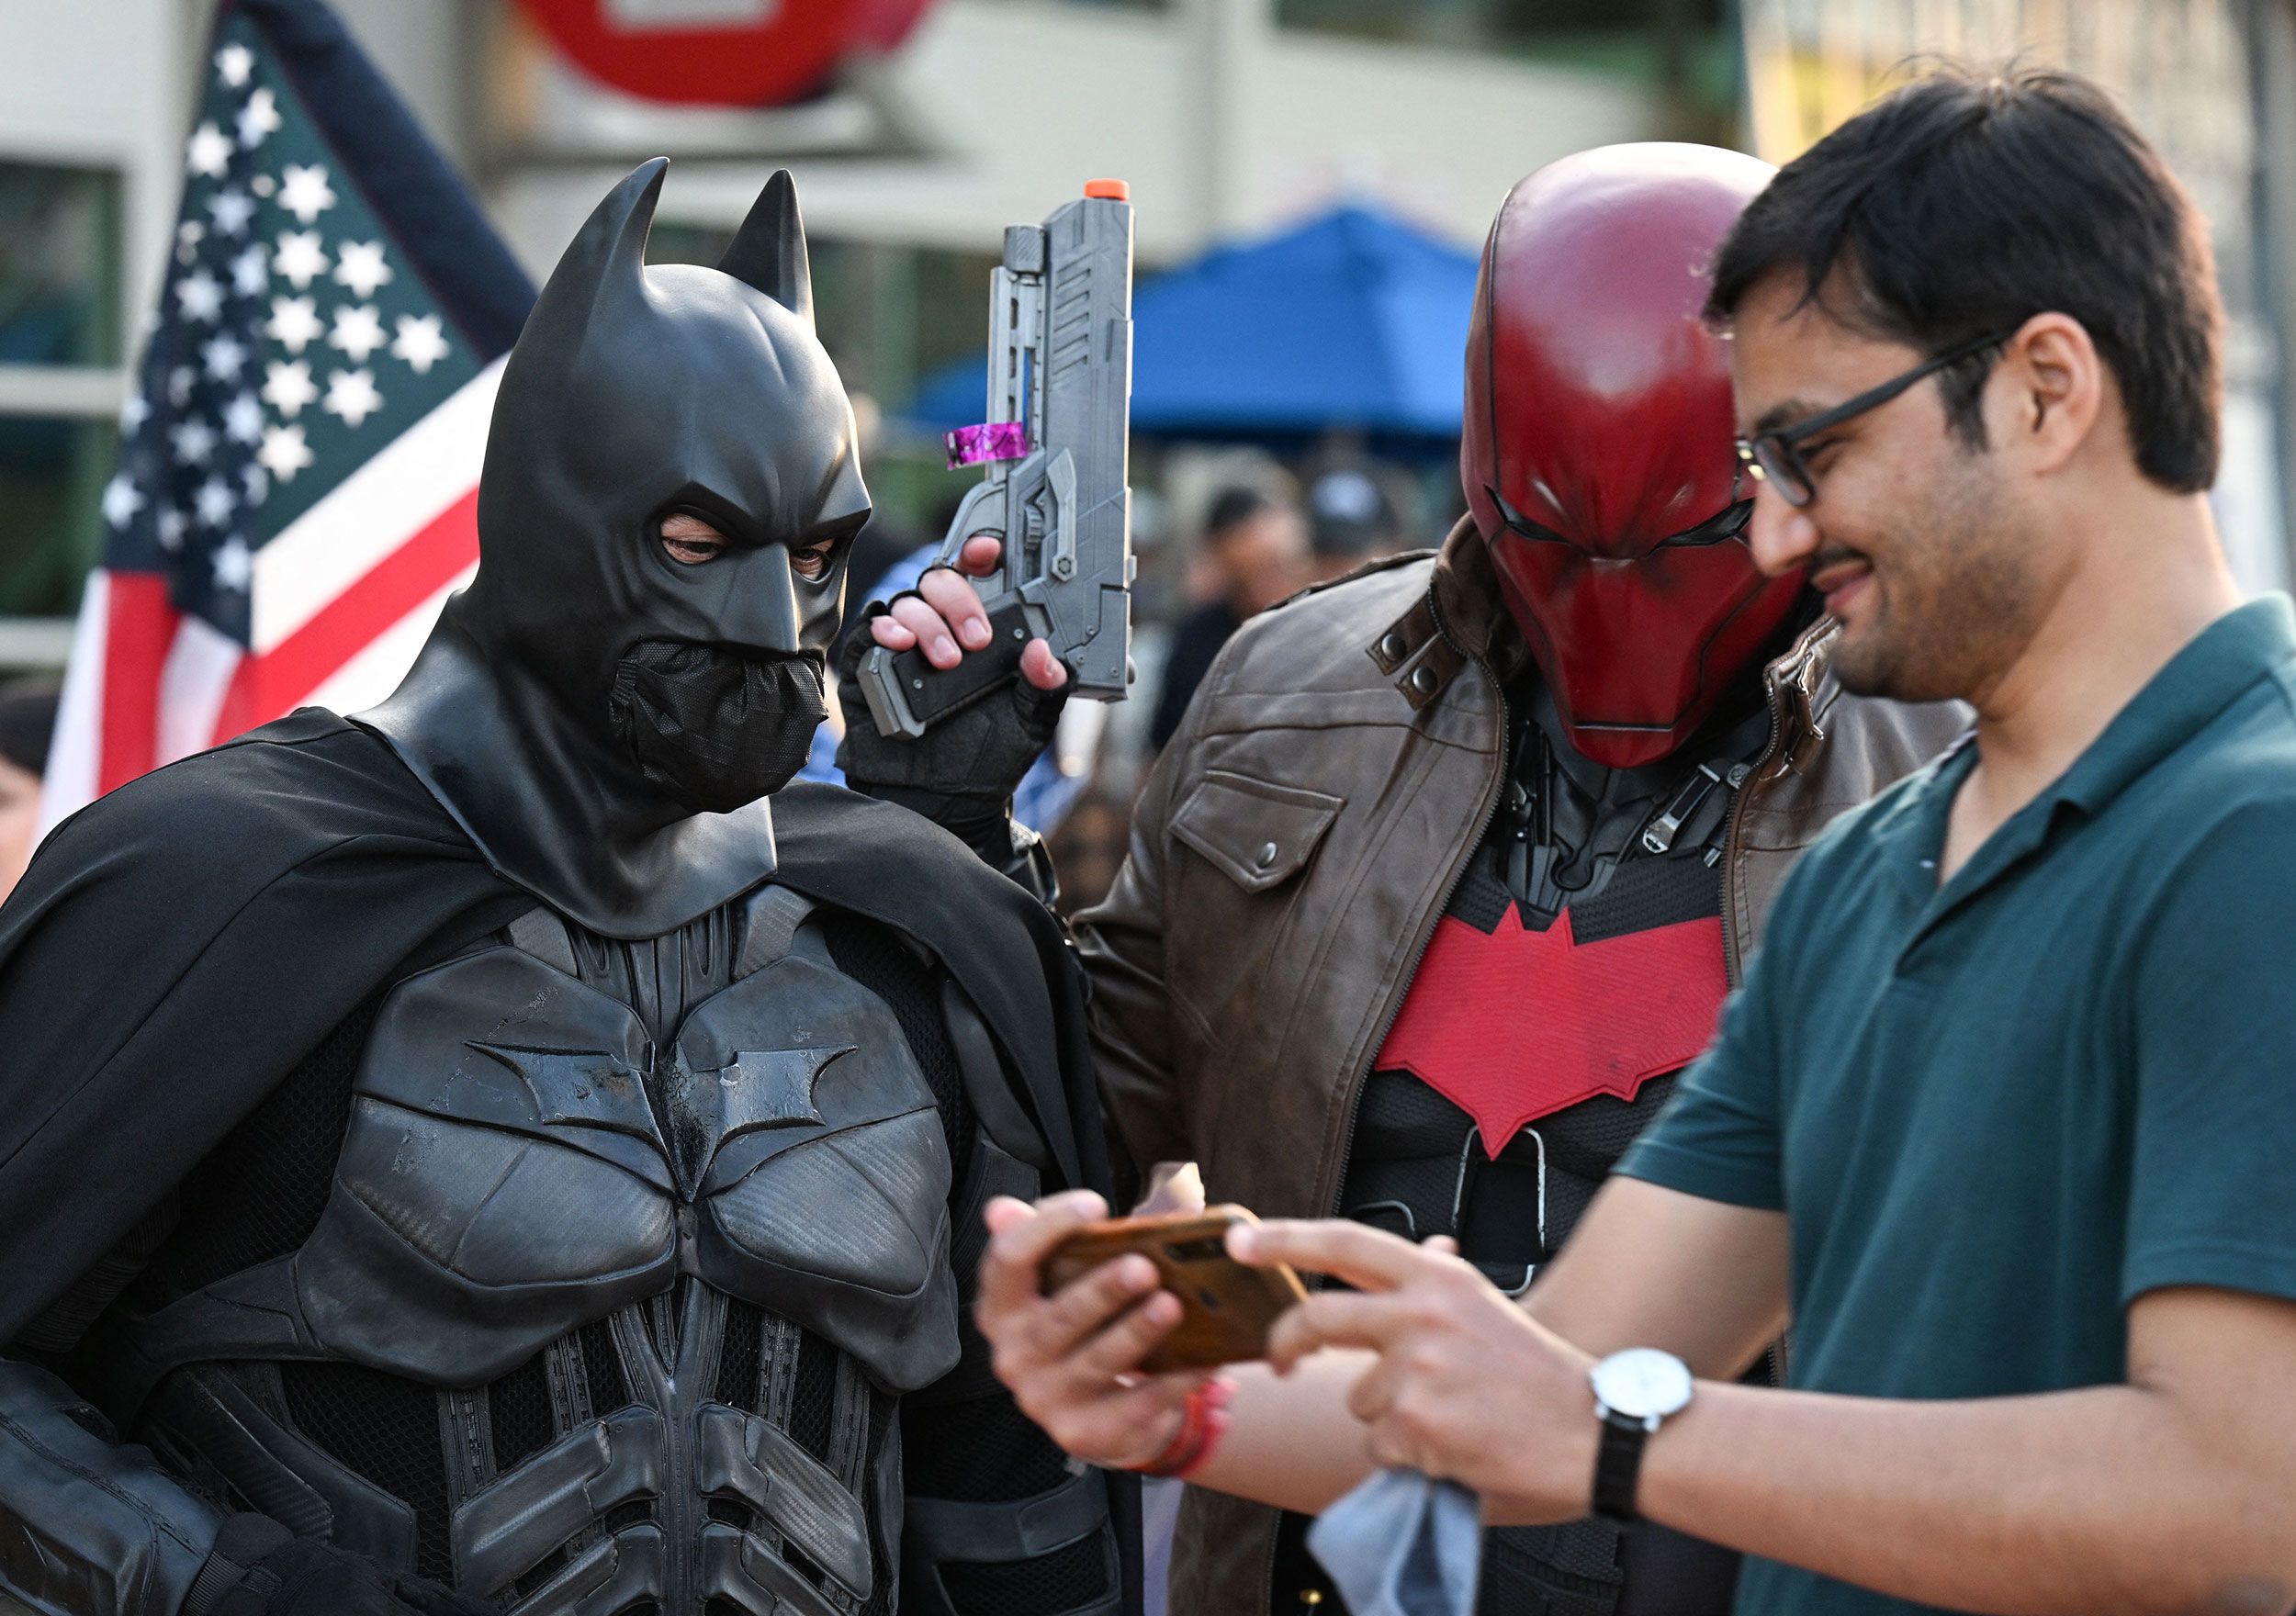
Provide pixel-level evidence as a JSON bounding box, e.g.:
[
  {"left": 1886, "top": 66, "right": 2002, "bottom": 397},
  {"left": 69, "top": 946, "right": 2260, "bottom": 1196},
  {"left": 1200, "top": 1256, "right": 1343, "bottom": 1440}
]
[{"left": 1169, "top": 771, "right": 1344, "bottom": 894}]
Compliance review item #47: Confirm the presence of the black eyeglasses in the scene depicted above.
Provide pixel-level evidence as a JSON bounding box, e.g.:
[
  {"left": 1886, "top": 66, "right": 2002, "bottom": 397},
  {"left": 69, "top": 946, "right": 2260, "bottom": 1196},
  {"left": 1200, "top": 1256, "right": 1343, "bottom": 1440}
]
[{"left": 1736, "top": 328, "right": 2020, "bottom": 508}]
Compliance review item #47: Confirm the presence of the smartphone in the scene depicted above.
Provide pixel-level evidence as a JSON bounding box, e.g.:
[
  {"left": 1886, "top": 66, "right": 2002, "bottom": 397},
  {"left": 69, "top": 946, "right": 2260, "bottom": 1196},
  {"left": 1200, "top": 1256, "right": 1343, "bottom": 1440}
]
[{"left": 1041, "top": 1205, "right": 1308, "bottom": 1372}]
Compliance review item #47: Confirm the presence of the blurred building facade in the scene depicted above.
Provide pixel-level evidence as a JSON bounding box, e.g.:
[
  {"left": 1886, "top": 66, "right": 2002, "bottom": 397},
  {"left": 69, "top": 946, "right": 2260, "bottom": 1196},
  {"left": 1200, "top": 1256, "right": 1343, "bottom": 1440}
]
[
  {"left": 0, "top": 0, "right": 1702, "bottom": 661},
  {"left": 4, "top": 0, "right": 2295, "bottom": 667}
]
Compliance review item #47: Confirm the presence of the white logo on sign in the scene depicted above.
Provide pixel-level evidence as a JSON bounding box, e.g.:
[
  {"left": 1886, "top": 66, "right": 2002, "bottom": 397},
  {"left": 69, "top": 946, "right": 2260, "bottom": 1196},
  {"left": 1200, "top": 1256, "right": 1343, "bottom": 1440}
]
[{"left": 605, "top": 0, "right": 776, "bottom": 29}]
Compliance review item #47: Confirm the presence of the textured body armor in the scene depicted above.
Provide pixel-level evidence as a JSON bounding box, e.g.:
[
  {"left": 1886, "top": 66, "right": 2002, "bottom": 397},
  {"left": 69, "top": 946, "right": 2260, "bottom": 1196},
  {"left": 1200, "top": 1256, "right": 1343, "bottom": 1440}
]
[
  {"left": 1271, "top": 674, "right": 1772, "bottom": 1616},
  {"left": 73, "top": 883, "right": 1111, "bottom": 1616}
]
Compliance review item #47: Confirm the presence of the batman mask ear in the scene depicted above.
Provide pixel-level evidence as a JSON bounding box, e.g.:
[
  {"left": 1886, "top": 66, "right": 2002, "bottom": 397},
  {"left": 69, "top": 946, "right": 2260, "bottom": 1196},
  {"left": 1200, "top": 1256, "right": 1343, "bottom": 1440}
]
[
  {"left": 523, "top": 157, "right": 668, "bottom": 355},
  {"left": 717, "top": 169, "right": 815, "bottom": 330}
]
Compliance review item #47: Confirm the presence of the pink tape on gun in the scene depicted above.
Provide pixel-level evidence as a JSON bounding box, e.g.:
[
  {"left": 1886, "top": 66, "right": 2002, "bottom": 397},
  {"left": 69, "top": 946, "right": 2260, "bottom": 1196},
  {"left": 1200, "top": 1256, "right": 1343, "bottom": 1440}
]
[{"left": 945, "top": 421, "right": 1030, "bottom": 469}]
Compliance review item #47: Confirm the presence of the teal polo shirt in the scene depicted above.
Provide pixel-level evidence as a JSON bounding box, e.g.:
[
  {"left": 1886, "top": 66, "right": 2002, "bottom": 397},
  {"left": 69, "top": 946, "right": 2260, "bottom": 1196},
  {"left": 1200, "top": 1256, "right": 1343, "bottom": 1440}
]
[{"left": 1619, "top": 597, "right": 2296, "bottom": 1616}]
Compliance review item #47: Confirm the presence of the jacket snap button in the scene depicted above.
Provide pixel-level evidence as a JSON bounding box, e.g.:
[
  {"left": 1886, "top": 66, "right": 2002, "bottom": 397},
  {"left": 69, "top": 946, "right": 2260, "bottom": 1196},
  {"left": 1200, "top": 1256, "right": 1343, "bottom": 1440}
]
[
  {"left": 1255, "top": 841, "right": 1279, "bottom": 870},
  {"left": 1379, "top": 632, "right": 1409, "bottom": 661},
  {"left": 1408, "top": 666, "right": 1439, "bottom": 697}
]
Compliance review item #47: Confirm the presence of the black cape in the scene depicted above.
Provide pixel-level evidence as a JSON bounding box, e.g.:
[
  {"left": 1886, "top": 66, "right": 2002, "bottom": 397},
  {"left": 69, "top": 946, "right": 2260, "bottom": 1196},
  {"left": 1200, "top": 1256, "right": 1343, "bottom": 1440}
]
[{"left": 0, "top": 710, "right": 1106, "bottom": 1345}]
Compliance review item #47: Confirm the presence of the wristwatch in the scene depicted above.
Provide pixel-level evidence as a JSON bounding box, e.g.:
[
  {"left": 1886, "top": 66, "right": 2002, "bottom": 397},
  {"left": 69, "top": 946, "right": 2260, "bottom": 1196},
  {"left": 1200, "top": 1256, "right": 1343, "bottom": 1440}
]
[{"left": 1589, "top": 1347, "right": 1694, "bottom": 1523}]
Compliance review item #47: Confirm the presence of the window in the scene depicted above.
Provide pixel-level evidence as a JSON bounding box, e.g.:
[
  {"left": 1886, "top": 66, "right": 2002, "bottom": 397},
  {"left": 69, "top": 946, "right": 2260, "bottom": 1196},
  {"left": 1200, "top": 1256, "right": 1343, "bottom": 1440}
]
[
  {"left": 1276, "top": 0, "right": 1733, "bottom": 118},
  {"left": 0, "top": 161, "right": 125, "bottom": 620}
]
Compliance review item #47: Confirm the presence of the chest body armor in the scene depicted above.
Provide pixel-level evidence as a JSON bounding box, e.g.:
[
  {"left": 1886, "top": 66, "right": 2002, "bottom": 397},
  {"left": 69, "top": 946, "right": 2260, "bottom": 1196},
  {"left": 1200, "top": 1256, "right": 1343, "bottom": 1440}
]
[{"left": 101, "top": 884, "right": 960, "bottom": 1616}]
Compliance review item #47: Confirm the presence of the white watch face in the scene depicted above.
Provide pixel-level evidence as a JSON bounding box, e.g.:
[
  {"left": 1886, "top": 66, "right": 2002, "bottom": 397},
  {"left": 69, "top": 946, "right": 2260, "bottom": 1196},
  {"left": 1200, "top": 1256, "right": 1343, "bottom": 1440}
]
[{"left": 1591, "top": 1348, "right": 1694, "bottom": 1422}]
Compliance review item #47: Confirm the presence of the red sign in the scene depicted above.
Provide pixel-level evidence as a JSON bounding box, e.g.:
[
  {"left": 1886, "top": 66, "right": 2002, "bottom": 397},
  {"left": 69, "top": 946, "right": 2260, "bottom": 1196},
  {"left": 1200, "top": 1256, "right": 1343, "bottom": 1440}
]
[{"left": 518, "top": 0, "right": 939, "bottom": 107}]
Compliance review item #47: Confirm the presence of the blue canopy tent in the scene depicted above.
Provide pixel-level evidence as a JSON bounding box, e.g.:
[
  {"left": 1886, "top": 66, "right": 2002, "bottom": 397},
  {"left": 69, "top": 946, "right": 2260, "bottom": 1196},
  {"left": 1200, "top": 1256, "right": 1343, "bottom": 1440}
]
[{"left": 901, "top": 202, "right": 1480, "bottom": 446}]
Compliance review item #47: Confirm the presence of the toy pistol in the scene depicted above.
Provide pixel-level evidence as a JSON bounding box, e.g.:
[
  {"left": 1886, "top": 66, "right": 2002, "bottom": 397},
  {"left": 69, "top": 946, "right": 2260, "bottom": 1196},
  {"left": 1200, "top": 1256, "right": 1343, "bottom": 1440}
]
[{"left": 857, "top": 181, "right": 1136, "bottom": 738}]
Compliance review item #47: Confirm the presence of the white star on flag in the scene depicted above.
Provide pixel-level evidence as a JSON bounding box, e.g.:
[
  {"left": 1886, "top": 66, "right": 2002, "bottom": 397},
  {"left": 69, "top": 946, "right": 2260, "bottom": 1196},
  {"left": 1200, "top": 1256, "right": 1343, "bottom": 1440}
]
[
  {"left": 239, "top": 87, "right": 283, "bottom": 150},
  {"left": 266, "top": 295, "right": 323, "bottom": 354},
  {"left": 328, "top": 304, "right": 387, "bottom": 364},
  {"left": 272, "top": 231, "right": 329, "bottom": 290},
  {"left": 156, "top": 509, "right": 187, "bottom": 552},
  {"left": 211, "top": 536, "right": 254, "bottom": 593},
  {"left": 390, "top": 314, "right": 450, "bottom": 376},
  {"left": 202, "top": 331, "right": 250, "bottom": 383},
  {"left": 168, "top": 367, "right": 197, "bottom": 408},
  {"left": 242, "top": 463, "right": 270, "bottom": 505},
  {"left": 171, "top": 419, "right": 219, "bottom": 466},
  {"left": 194, "top": 475, "right": 237, "bottom": 528},
  {"left": 100, "top": 474, "right": 144, "bottom": 529},
  {"left": 262, "top": 359, "right": 318, "bottom": 418},
  {"left": 120, "top": 394, "right": 151, "bottom": 433},
  {"left": 258, "top": 422, "right": 315, "bottom": 482},
  {"left": 332, "top": 241, "right": 394, "bottom": 300},
  {"left": 175, "top": 269, "right": 225, "bottom": 323},
  {"left": 278, "top": 164, "right": 337, "bottom": 225},
  {"left": 223, "top": 391, "right": 265, "bottom": 444},
  {"left": 186, "top": 122, "right": 232, "bottom": 179},
  {"left": 322, "top": 367, "right": 385, "bottom": 429},
  {"left": 207, "top": 188, "right": 255, "bottom": 237},
  {"left": 231, "top": 242, "right": 268, "bottom": 298},
  {"left": 216, "top": 42, "right": 254, "bottom": 87}
]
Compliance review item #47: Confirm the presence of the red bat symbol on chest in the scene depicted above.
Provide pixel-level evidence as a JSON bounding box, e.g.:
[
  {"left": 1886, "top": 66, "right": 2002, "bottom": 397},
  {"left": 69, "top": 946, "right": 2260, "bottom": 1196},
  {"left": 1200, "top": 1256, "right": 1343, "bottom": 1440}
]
[{"left": 1375, "top": 906, "right": 1728, "bottom": 1158}]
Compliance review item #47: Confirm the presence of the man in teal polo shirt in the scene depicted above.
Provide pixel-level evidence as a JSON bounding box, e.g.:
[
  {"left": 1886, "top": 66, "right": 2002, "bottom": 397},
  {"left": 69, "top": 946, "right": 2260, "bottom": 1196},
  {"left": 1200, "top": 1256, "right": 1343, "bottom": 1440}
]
[{"left": 968, "top": 63, "right": 2296, "bottom": 1616}]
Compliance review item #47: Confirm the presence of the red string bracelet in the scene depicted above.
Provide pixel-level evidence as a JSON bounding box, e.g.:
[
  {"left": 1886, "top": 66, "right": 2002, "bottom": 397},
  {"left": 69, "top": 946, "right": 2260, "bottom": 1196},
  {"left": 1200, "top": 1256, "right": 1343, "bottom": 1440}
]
[{"left": 1126, "top": 1377, "right": 1235, "bottom": 1480}]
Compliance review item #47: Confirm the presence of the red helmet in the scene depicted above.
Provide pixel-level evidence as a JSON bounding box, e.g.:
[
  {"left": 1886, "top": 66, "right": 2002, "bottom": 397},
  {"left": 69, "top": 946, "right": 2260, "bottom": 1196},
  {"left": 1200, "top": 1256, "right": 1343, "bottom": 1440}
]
[{"left": 1463, "top": 143, "right": 1806, "bottom": 768}]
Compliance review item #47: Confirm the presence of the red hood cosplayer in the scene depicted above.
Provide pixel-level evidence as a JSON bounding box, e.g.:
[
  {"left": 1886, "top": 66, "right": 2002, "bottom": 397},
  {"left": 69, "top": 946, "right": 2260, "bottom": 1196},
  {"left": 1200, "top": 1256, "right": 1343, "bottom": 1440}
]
[{"left": 1466, "top": 141, "right": 1806, "bottom": 769}]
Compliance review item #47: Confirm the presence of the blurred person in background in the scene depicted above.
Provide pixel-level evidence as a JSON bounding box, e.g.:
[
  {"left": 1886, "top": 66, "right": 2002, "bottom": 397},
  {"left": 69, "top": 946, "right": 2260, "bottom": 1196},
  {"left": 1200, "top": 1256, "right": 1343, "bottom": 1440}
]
[
  {"left": 0, "top": 679, "right": 58, "bottom": 902},
  {"left": 1303, "top": 463, "right": 1411, "bottom": 584},
  {"left": 1149, "top": 487, "right": 1311, "bottom": 749},
  {"left": 896, "top": 142, "right": 1968, "bottom": 1615}
]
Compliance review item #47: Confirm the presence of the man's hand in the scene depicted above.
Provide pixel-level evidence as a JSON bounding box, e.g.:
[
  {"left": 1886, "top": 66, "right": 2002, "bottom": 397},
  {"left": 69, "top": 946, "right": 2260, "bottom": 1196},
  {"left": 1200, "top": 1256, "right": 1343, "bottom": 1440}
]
[
  {"left": 1234, "top": 1217, "right": 1600, "bottom": 1517},
  {"left": 974, "top": 1190, "right": 1207, "bottom": 1469},
  {"left": 867, "top": 534, "right": 1070, "bottom": 694},
  {"left": 837, "top": 535, "right": 1072, "bottom": 824}
]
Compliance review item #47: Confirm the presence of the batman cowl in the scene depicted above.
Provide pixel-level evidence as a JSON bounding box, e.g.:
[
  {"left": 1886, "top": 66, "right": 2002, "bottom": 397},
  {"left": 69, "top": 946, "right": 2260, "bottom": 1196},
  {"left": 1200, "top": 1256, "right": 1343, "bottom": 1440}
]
[{"left": 359, "top": 158, "right": 872, "bottom": 937}]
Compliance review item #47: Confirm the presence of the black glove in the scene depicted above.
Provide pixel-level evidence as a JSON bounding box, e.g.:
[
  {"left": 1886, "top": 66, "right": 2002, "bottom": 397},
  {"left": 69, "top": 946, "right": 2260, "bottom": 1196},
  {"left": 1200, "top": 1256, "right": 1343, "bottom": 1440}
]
[
  {"left": 835, "top": 590, "right": 1066, "bottom": 858},
  {"left": 186, "top": 1514, "right": 491, "bottom": 1616}
]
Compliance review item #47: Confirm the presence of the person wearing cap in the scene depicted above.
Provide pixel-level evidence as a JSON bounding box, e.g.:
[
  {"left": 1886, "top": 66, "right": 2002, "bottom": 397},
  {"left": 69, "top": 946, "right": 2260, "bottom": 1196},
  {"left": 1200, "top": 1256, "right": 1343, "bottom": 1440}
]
[
  {"left": 1148, "top": 487, "right": 1311, "bottom": 751},
  {"left": 1302, "top": 463, "right": 1409, "bottom": 584}
]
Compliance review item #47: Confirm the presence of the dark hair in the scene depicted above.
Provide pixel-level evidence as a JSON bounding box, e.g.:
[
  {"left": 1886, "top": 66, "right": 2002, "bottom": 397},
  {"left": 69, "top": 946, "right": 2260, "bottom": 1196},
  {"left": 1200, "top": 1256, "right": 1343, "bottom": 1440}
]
[
  {"left": 1705, "top": 63, "right": 2223, "bottom": 492},
  {"left": 1204, "top": 486, "right": 1278, "bottom": 538}
]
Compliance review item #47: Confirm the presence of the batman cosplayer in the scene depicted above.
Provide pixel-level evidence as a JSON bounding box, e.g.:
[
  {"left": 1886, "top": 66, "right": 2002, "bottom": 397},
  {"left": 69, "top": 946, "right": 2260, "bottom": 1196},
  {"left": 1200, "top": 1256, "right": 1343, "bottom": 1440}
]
[{"left": 0, "top": 163, "right": 1132, "bottom": 1616}]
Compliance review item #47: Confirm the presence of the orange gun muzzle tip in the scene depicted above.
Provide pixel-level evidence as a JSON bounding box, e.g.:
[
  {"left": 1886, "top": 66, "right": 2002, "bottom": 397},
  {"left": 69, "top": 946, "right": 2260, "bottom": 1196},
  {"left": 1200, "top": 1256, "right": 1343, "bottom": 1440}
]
[{"left": 1085, "top": 178, "right": 1131, "bottom": 201}]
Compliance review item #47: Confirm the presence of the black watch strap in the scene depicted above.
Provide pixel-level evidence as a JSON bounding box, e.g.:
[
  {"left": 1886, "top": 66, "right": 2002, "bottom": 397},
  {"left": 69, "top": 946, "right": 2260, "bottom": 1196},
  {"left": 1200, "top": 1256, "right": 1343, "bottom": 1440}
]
[{"left": 1592, "top": 1411, "right": 1649, "bottom": 1523}]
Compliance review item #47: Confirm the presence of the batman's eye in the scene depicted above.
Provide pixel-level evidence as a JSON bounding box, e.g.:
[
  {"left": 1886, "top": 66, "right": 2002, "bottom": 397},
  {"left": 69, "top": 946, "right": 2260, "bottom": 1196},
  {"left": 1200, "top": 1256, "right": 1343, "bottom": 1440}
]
[
  {"left": 790, "top": 538, "right": 837, "bottom": 581},
  {"left": 660, "top": 511, "right": 728, "bottom": 566}
]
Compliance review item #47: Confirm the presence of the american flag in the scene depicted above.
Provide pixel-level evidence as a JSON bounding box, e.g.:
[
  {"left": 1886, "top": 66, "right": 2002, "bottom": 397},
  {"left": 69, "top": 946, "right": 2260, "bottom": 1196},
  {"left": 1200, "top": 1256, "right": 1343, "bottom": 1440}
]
[{"left": 43, "top": 0, "right": 533, "bottom": 834}]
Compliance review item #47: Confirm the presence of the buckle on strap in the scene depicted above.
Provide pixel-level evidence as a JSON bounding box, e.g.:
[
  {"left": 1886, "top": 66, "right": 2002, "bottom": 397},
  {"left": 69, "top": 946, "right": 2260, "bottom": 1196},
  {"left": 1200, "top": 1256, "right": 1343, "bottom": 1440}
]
[
  {"left": 1341, "top": 1125, "right": 1549, "bottom": 1297},
  {"left": 1456, "top": 1124, "right": 1547, "bottom": 1297}
]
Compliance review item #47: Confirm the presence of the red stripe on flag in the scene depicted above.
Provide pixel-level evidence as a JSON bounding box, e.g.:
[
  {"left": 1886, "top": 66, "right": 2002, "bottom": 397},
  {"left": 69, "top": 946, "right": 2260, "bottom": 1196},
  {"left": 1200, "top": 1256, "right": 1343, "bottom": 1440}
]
[
  {"left": 97, "top": 573, "right": 183, "bottom": 796},
  {"left": 209, "top": 486, "right": 480, "bottom": 746}
]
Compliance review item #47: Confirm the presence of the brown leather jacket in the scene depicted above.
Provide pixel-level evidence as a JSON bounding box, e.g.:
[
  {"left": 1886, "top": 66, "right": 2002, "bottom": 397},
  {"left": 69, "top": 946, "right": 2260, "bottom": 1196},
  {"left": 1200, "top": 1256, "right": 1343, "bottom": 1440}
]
[{"left": 1072, "top": 519, "right": 1968, "bottom": 1615}]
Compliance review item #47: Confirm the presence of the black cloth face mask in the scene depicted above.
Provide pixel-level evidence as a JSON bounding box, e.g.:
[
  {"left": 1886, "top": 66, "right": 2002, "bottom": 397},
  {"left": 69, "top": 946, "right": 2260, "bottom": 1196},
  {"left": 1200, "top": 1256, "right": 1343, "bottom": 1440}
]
[{"left": 610, "top": 641, "right": 826, "bottom": 814}]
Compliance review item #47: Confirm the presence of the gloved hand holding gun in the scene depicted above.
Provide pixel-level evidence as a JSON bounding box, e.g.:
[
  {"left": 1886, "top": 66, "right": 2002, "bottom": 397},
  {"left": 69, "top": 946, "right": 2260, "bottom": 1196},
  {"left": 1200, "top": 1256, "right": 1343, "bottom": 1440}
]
[{"left": 838, "top": 179, "right": 1135, "bottom": 854}]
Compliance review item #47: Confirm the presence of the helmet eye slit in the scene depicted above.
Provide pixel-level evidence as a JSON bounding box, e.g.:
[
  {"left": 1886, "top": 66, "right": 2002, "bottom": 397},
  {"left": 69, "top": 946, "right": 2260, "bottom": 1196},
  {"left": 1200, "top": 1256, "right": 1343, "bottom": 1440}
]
[{"left": 1656, "top": 499, "right": 1756, "bottom": 549}]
